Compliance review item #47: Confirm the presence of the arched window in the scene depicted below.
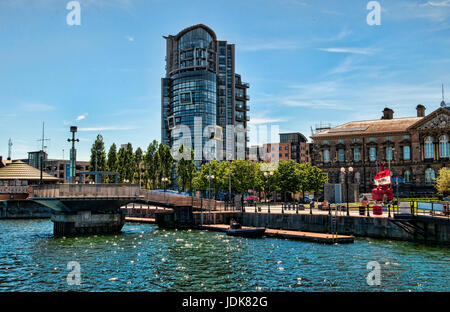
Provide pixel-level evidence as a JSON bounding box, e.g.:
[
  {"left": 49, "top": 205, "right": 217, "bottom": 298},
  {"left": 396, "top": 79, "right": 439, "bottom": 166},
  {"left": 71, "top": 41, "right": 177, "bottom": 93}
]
[
  {"left": 404, "top": 170, "right": 411, "bottom": 183},
  {"left": 439, "top": 135, "right": 449, "bottom": 158},
  {"left": 424, "top": 136, "right": 434, "bottom": 159},
  {"left": 425, "top": 168, "right": 435, "bottom": 184}
]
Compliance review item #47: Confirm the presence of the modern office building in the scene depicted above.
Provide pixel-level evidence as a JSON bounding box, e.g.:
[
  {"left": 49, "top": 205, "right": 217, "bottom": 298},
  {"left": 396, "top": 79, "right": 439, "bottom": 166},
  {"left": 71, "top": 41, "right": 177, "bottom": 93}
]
[{"left": 161, "top": 24, "right": 249, "bottom": 165}]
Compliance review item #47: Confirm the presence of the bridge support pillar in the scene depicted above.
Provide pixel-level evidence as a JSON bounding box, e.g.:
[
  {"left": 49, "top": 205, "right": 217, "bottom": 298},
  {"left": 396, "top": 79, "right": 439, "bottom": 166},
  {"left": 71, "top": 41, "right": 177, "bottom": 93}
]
[{"left": 51, "top": 210, "right": 125, "bottom": 236}]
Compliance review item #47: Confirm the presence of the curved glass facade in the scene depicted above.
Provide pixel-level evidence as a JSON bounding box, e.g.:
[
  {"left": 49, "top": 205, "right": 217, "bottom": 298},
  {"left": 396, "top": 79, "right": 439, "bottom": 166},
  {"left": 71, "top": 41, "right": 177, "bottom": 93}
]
[
  {"left": 178, "top": 28, "right": 213, "bottom": 50},
  {"left": 170, "top": 70, "right": 217, "bottom": 137}
]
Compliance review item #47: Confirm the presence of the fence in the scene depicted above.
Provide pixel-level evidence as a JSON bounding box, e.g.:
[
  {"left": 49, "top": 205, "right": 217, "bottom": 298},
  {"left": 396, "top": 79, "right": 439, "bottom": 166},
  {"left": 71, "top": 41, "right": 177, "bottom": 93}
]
[
  {"left": 0, "top": 186, "right": 29, "bottom": 194},
  {"left": 141, "top": 190, "right": 228, "bottom": 211},
  {"left": 396, "top": 201, "right": 449, "bottom": 218},
  {"left": 31, "top": 184, "right": 230, "bottom": 211},
  {"left": 31, "top": 184, "right": 141, "bottom": 198}
]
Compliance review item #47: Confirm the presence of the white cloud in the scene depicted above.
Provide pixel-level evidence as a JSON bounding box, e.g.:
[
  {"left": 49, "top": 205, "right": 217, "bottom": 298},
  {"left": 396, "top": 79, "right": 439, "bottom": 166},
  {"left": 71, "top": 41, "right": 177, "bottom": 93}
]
[
  {"left": 76, "top": 113, "right": 88, "bottom": 121},
  {"left": 20, "top": 102, "right": 54, "bottom": 111},
  {"left": 422, "top": 1, "right": 450, "bottom": 7},
  {"left": 318, "top": 47, "right": 376, "bottom": 55},
  {"left": 238, "top": 40, "right": 302, "bottom": 51},
  {"left": 125, "top": 35, "right": 135, "bottom": 42},
  {"left": 249, "top": 117, "right": 286, "bottom": 125},
  {"left": 78, "top": 126, "right": 138, "bottom": 132}
]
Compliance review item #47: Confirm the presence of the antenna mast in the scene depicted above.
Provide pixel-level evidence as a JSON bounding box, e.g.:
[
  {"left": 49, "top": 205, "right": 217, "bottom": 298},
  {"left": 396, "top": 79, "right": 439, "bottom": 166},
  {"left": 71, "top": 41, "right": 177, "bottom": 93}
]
[
  {"left": 37, "top": 122, "right": 50, "bottom": 185},
  {"left": 7, "top": 138, "right": 12, "bottom": 160}
]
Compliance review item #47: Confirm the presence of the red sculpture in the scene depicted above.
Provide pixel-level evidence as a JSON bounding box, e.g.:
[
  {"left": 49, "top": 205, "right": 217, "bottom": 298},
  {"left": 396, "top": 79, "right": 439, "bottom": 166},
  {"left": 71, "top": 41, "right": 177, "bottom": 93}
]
[{"left": 371, "top": 162, "right": 394, "bottom": 202}]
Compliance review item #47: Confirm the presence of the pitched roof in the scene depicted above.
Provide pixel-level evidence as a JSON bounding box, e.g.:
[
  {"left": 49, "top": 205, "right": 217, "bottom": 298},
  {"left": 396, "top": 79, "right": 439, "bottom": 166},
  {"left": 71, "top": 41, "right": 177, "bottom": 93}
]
[
  {"left": 311, "top": 117, "right": 423, "bottom": 139},
  {"left": 0, "top": 160, "right": 60, "bottom": 181}
]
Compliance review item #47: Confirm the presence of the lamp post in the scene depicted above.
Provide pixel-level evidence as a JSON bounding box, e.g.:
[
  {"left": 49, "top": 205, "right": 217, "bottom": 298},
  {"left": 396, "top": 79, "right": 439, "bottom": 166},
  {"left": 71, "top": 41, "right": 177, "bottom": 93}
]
[
  {"left": 264, "top": 171, "right": 274, "bottom": 213},
  {"left": 162, "top": 177, "right": 168, "bottom": 200},
  {"left": 340, "top": 166, "right": 354, "bottom": 216}
]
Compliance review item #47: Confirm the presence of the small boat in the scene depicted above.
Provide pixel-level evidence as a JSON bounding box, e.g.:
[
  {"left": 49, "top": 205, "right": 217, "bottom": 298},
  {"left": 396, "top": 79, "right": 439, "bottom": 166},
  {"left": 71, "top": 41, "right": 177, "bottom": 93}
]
[{"left": 226, "top": 221, "right": 266, "bottom": 238}]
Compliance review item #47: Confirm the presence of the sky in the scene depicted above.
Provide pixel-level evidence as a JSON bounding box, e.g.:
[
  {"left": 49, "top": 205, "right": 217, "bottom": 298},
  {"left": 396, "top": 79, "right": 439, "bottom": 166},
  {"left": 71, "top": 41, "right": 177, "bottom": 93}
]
[{"left": 0, "top": 0, "right": 449, "bottom": 161}]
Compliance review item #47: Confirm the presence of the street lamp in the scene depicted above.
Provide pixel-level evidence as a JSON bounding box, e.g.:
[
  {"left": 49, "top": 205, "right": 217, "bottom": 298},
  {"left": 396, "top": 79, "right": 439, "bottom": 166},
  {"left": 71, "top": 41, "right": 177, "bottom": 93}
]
[
  {"left": 162, "top": 177, "right": 169, "bottom": 192},
  {"left": 340, "top": 166, "right": 354, "bottom": 216},
  {"left": 264, "top": 171, "right": 274, "bottom": 213}
]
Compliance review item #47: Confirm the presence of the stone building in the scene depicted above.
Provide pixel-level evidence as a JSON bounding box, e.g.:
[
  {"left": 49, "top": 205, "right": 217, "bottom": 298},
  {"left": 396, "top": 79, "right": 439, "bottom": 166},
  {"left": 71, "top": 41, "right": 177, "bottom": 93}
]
[{"left": 311, "top": 103, "right": 450, "bottom": 197}]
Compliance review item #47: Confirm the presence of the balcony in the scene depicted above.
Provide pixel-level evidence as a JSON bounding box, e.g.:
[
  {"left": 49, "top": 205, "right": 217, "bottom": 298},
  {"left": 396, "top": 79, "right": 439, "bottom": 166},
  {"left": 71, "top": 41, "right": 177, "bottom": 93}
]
[{"left": 236, "top": 94, "right": 250, "bottom": 101}]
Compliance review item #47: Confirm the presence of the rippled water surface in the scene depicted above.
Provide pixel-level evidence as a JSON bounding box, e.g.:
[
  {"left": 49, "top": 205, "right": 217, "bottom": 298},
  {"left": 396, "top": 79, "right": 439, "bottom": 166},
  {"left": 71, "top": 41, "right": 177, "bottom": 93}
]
[{"left": 0, "top": 219, "right": 449, "bottom": 291}]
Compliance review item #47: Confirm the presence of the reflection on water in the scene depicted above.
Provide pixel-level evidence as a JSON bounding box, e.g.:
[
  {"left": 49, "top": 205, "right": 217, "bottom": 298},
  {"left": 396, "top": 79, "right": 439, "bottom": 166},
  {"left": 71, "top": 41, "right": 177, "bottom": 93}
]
[{"left": 0, "top": 219, "right": 449, "bottom": 292}]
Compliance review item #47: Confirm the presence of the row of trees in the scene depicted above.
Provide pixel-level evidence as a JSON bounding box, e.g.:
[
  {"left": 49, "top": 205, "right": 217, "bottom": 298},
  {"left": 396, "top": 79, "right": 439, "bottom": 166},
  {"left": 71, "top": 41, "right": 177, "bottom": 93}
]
[
  {"left": 89, "top": 135, "right": 173, "bottom": 188},
  {"left": 177, "top": 150, "right": 327, "bottom": 202},
  {"left": 88, "top": 137, "right": 328, "bottom": 201}
]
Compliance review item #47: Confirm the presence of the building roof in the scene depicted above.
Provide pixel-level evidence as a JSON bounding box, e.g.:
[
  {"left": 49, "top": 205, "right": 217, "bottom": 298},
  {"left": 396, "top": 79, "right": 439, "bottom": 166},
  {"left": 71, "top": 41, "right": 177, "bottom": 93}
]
[
  {"left": 0, "top": 160, "right": 59, "bottom": 181},
  {"left": 311, "top": 117, "right": 423, "bottom": 139}
]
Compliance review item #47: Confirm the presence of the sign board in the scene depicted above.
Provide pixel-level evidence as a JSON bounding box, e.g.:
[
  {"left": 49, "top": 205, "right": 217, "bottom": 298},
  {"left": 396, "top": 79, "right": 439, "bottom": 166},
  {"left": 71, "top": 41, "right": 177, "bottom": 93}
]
[
  {"left": 65, "top": 163, "right": 70, "bottom": 180},
  {"left": 392, "top": 177, "right": 405, "bottom": 183},
  {"left": 374, "top": 169, "right": 391, "bottom": 186}
]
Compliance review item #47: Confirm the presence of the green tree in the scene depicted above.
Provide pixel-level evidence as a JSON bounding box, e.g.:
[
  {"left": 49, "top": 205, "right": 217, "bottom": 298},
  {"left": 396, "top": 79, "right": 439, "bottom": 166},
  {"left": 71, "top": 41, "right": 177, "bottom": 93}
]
[
  {"left": 106, "top": 143, "right": 118, "bottom": 183},
  {"left": 134, "top": 147, "right": 143, "bottom": 186},
  {"left": 229, "top": 160, "right": 259, "bottom": 206},
  {"left": 192, "top": 160, "right": 223, "bottom": 196},
  {"left": 436, "top": 167, "right": 450, "bottom": 195},
  {"left": 89, "top": 134, "right": 107, "bottom": 182},
  {"left": 144, "top": 140, "right": 159, "bottom": 189},
  {"left": 274, "top": 160, "right": 300, "bottom": 204},
  {"left": 158, "top": 143, "right": 174, "bottom": 188},
  {"left": 296, "top": 162, "right": 311, "bottom": 201},
  {"left": 176, "top": 145, "right": 196, "bottom": 193},
  {"left": 117, "top": 143, "right": 135, "bottom": 183},
  {"left": 307, "top": 165, "right": 327, "bottom": 201}
]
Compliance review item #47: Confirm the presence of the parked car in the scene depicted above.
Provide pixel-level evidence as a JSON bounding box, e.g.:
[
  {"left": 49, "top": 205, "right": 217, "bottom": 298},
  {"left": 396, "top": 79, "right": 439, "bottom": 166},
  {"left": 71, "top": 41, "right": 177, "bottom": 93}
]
[{"left": 244, "top": 194, "right": 259, "bottom": 204}]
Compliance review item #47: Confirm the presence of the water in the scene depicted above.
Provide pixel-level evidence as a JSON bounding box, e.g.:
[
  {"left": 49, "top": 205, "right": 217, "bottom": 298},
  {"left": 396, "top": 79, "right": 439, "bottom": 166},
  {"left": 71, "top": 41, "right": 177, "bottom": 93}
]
[{"left": 0, "top": 219, "right": 449, "bottom": 292}]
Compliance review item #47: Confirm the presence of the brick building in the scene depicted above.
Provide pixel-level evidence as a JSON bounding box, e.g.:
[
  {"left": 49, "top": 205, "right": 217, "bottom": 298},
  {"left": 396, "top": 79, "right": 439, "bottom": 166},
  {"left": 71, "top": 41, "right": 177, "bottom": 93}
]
[
  {"left": 311, "top": 103, "right": 450, "bottom": 197},
  {"left": 248, "top": 132, "right": 311, "bottom": 164}
]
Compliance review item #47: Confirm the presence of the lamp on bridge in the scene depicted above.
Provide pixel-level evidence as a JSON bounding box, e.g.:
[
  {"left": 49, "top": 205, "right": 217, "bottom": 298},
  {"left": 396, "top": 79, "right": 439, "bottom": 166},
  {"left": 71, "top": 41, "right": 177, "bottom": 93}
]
[
  {"left": 340, "top": 166, "right": 354, "bottom": 216},
  {"left": 162, "top": 177, "right": 169, "bottom": 193}
]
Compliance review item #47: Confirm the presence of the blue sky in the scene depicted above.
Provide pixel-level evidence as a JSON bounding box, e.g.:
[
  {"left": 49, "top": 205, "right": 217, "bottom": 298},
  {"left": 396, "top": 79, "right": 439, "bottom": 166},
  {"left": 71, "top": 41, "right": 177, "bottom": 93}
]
[{"left": 0, "top": 0, "right": 449, "bottom": 161}]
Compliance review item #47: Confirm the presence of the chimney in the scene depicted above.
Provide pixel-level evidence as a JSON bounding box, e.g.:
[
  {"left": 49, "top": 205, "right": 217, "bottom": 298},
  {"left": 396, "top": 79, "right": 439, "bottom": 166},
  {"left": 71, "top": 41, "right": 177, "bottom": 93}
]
[
  {"left": 382, "top": 108, "right": 394, "bottom": 120},
  {"left": 416, "top": 104, "right": 426, "bottom": 117}
]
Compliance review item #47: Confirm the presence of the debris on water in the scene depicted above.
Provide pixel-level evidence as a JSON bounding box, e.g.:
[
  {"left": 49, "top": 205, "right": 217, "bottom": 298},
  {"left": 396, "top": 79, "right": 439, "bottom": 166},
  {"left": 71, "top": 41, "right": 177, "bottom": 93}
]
[{"left": 109, "top": 277, "right": 119, "bottom": 281}]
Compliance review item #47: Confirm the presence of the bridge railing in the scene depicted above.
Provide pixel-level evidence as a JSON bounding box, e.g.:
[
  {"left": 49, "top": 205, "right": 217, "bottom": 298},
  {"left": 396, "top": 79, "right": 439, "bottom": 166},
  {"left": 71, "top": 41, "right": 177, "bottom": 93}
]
[
  {"left": 141, "top": 190, "right": 228, "bottom": 210},
  {"left": 31, "top": 184, "right": 141, "bottom": 198}
]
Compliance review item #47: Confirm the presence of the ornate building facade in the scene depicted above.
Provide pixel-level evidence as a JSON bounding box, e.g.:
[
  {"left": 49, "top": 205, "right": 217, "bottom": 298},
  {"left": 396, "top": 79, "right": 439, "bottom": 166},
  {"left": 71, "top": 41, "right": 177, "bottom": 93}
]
[{"left": 311, "top": 103, "right": 450, "bottom": 197}]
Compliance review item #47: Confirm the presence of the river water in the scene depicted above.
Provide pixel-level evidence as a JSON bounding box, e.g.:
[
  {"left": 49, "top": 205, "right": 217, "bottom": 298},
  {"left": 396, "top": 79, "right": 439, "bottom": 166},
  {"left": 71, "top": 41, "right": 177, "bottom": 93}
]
[{"left": 0, "top": 219, "right": 449, "bottom": 292}]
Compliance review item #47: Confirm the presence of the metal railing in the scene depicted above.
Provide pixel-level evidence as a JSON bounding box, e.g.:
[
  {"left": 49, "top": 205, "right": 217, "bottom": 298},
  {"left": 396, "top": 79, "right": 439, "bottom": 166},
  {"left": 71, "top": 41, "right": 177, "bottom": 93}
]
[
  {"left": 31, "top": 184, "right": 232, "bottom": 211},
  {"left": 0, "top": 186, "right": 29, "bottom": 194},
  {"left": 141, "top": 190, "right": 228, "bottom": 210},
  {"left": 31, "top": 184, "right": 141, "bottom": 198}
]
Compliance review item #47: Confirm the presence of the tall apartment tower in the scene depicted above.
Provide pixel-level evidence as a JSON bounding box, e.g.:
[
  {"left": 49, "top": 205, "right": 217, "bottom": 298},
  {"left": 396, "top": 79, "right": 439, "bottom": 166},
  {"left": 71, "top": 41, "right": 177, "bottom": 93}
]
[{"left": 161, "top": 24, "right": 249, "bottom": 165}]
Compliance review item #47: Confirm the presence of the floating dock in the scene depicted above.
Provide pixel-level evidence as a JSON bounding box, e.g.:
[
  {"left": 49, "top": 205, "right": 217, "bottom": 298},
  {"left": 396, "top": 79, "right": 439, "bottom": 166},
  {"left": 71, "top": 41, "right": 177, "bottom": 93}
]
[
  {"left": 125, "top": 217, "right": 156, "bottom": 224},
  {"left": 200, "top": 224, "right": 354, "bottom": 244}
]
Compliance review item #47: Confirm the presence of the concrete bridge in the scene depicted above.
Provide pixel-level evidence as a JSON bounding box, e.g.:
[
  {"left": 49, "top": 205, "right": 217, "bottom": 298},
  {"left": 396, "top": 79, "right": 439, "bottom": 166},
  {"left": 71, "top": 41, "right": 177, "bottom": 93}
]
[{"left": 30, "top": 184, "right": 227, "bottom": 236}]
